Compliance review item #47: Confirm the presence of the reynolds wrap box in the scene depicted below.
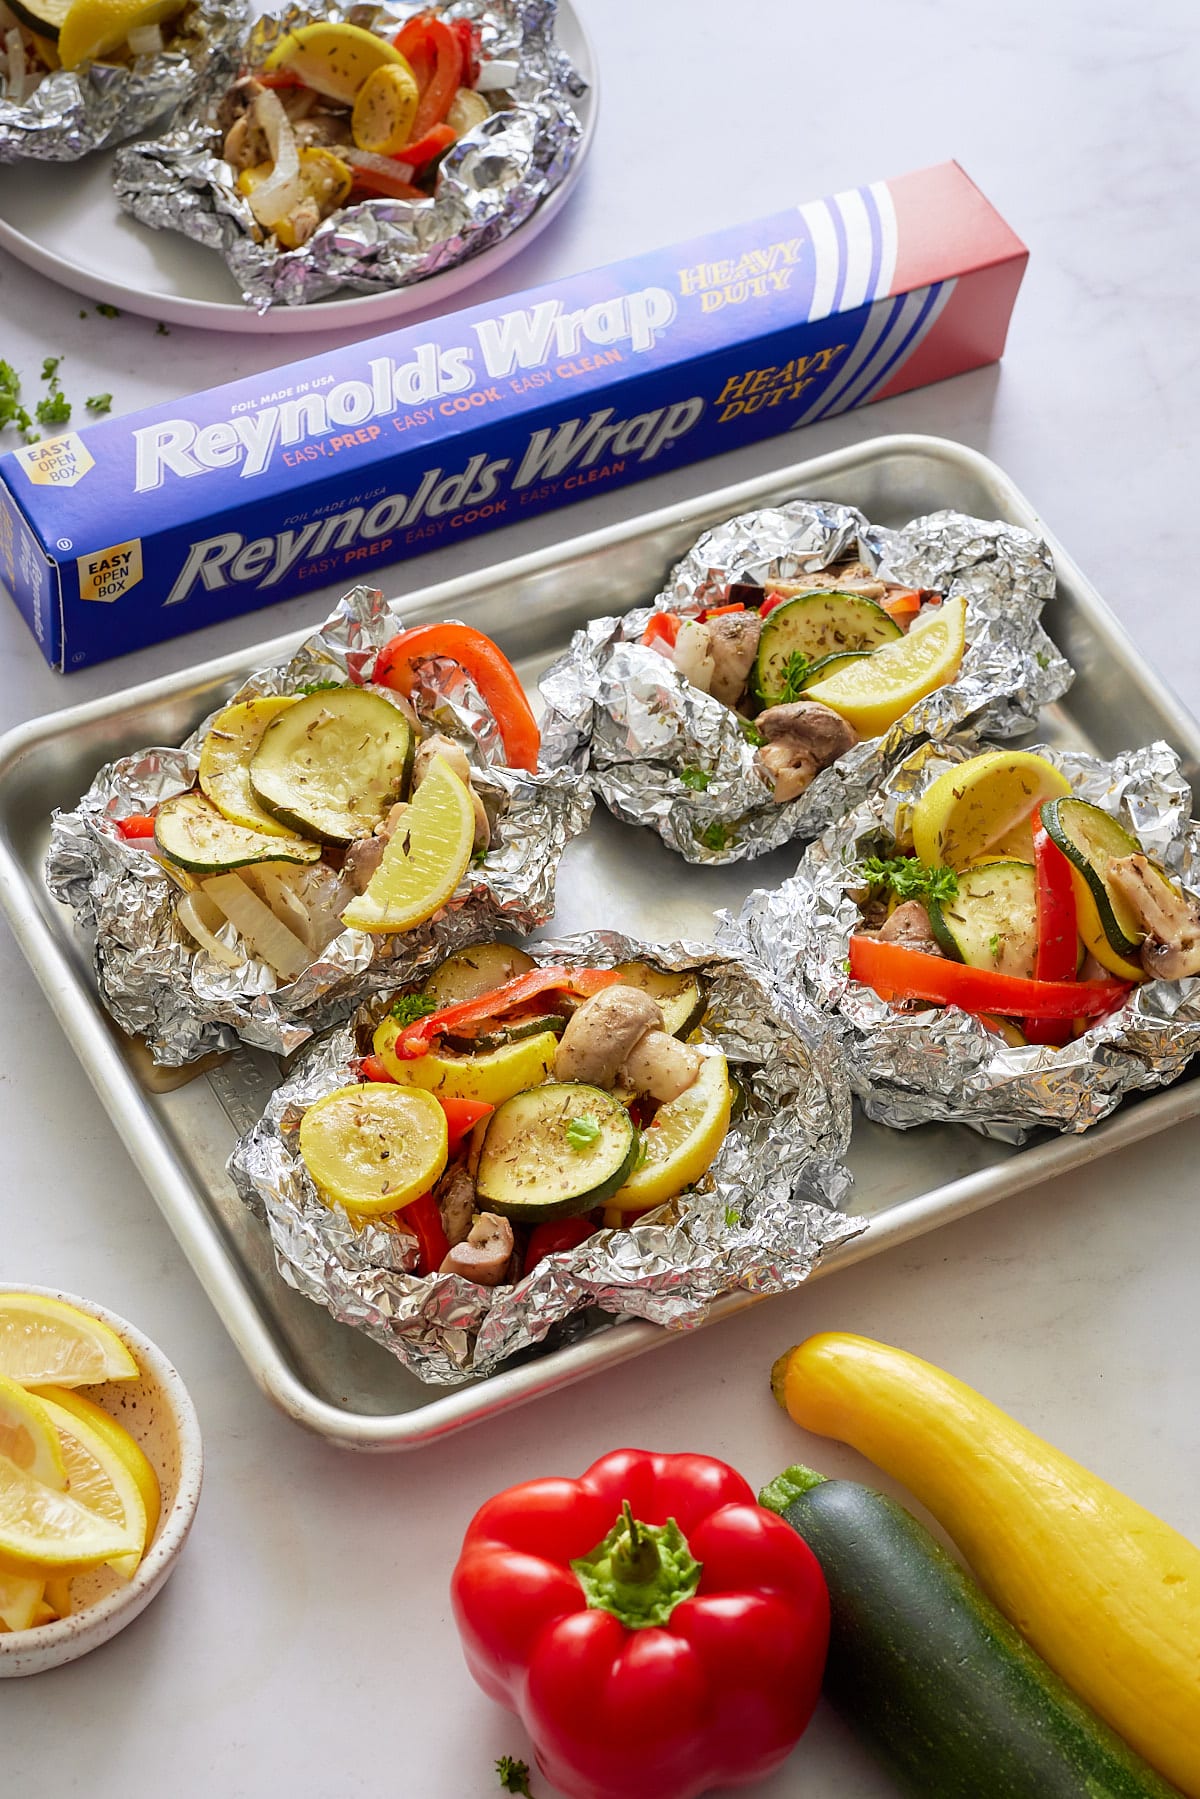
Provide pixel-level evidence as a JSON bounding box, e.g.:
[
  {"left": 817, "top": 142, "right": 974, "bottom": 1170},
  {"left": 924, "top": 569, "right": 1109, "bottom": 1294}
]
[{"left": 0, "top": 161, "right": 1025, "bottom": 671}]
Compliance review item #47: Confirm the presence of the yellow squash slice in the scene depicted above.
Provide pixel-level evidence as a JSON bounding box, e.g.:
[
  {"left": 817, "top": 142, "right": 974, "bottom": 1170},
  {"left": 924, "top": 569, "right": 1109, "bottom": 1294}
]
[{"left": 299, "top": 1083, "right": 448, "bottom": 1217}]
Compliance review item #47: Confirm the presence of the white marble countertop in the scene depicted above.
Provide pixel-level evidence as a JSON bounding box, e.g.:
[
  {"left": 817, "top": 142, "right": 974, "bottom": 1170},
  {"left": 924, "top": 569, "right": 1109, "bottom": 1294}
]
[{"left": 3, "top": 0, "right": 1198, "bottom": 1793}]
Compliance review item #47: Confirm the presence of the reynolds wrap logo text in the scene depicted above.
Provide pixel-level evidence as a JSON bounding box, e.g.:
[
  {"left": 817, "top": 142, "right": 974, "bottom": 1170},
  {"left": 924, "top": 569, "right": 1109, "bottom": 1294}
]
[{"left": 134, "top": 287, "right": 677, "bottom": 492}]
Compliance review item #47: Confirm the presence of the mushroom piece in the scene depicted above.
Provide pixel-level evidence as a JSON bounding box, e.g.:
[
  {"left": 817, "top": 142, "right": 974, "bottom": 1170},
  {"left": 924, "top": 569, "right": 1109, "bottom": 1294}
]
[
  {"left": 222, "top": 103, "right": 270, "bottom": 172},
  {"left": 342, "top": 800, "right": 409, "bottom": 894},
  {"left": 435, "top": 1165, "right": 477, "bottom": 1249},
  {"left": 672, "top": 620, "right": 716, "bottom": 694},
  {"left": 754, "top": 701, "right": 858, "bottom": 803},
  {"left": 619, "top": 1029, "right": 701, "bottom": 1103},
  {"left": 439, "top": 1212, "right": 514, "bottom": 1286},
  {"left": 874, "top": 899, "right": 944, "bottom": 958},
  {"left": 706, "top": 611, "right": 763, "bottom": 709},
  {"left": 555, "top": 986, "right": 664, "bottom": 1088},
  {"left": 766, "top": 564, "right": 889, "bottom": 601},
  {"left": 412, "top": 732, "right": 490, "bottom": 851},
  {"left": 1107, "top": 854, "right": 1200, "bottom": 981}
]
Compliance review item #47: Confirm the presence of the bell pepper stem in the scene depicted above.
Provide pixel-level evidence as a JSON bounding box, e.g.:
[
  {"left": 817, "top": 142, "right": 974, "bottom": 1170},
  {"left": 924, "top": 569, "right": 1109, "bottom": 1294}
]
[{"left": 571, "top": 1500, "right": 702, "bottom": 1629}]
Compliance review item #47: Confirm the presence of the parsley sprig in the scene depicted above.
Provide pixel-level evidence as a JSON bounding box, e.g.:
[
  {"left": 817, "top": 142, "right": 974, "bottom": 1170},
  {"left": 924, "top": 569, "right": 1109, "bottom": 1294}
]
[
  {"left": 778, "top": 650, "right": 812, "bottom": 703},
  {"left": 858, "top": 854, "right": 958, "bottom": 907},
  {"left": 389, "top": 991, "right": 438, "bottom": 1027},
  {"left": 565, "top": 1114, "right": 601, "bottom": 1151},
  {"left": 496, "top": 1756, "right": 534, "bottom": 1795}
]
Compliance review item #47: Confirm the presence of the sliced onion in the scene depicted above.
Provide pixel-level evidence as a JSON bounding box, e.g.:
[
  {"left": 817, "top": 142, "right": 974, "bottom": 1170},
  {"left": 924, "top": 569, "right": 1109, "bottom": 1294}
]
[
  {"left": 473, "top": 59, "right": 517, "bottom": 93},
  {"left": 342, "top": 145, "right": 415, "bottom": 183},
  {"left": 201, "top": 873, "right": 312, "bottom": 983},
  {"left": 244, "top": 87, "right": 303, "bottom": 230},
  {"left": 256, "top": 865, "right": 323, "bottom": 951},
  {"left": 4, "top": 28, "right": 26, "bottom": 103},
  {"left": 126, "top": 22, "right": 163, "bottom": 56},
  {"left": 176, "top": 892, "right": 243, "bottom": 968}
]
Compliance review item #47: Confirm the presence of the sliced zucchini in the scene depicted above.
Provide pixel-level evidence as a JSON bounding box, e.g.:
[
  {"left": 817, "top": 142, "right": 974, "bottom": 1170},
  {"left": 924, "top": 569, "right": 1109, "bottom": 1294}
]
[
  {"left": 421, "top": 943, "right": 536, "bottom": 1009},
  {"left": 800, "top": 650, "right": 875, "bottom": 689},
  {"left": 612, "top": 963, "right": 706, "bottom": 1038},
  {"left": 927, "top": 861, "right": 1038, "bottom": 977},
  {"left": 249, "top": 687, "right": 414, "bottom": 845},
  {"left": 198, "top": 695, "right": 300, "bottom": 836},
  {"left": 476, "top": 1083, "right": 638, "bottom": 1221},
  {"left": 754, "top": 592, "right": 901, "bottom": 706},
  {"left": 1041, "top": 798, "right": 1145, "bottom": 974},
  {"left": 443, "top": 1014, "right": 567, "bottom": 1055},
  {"left": 7, "top": 0, "right": 70, "bottom": 36},
  {"left": 154, "top": 790, "right": 321, "bottom": 874}
]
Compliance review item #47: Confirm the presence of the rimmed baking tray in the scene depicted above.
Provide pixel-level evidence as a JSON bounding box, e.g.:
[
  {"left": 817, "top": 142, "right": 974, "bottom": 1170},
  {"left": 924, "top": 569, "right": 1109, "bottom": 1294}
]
[{"left": 2, "top": 433, "right": 1197, "bottom": 1450}]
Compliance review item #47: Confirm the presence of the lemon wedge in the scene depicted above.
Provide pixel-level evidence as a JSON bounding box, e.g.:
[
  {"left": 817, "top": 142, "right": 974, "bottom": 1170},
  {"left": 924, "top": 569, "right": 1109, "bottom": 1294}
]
[
  {"left": 34, "top": 1387, "right": 160, "bottom": 1547},
  {"left": 373, "top": 1022, "right": 560, "bottom": 1106},
  {"left": 912, "top": 749, "right": 1073, "bottom": 870},
  {"left": 0, "top": 1375, "right": 66, "bottom": 1492},
  {"left": 299, "top": 1083, "right": 449, "bottom": 1217},
  {"left": 36, "top": 1395, "right": 148, "bottom": 1582},
  {"left": 803, "top": 594, "right": 968, "bottom": 738},
  {"left": 0, "top": 1448, "right": 138, "bottom": 1576},
  {"left": 0, "top": 1569, "right": 46, "bottom": 1631},
  {"left": 263, "top": 21, "right": 411, "bottom": 104},
  {"left": 57, "top": 0, "right": 184, "bottom": 68},
  {"left": 341, "top": 755, "right": 476, "bottom": 934},
  {"left": 198, "top": 696, "right": 301, "bottom": 836},
  {"left": 609, "top": 1048, "right": 732, "bottom": 1211},
  {"left": 0, "top": 1293, "right": 138, "bottom": 1389}
]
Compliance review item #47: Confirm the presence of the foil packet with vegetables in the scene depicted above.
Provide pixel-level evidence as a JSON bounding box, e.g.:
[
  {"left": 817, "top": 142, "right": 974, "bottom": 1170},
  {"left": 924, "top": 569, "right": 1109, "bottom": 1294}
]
[
  {"left": 0, "top": 0, "right": 245, "bottom": 162},
  {"left": 539, "top": 501, "right": 1072, "bottom": 866},
  {"left": 724, "top": 736, "right": 1200, "bottom": 1141},
  {"left": 46, "top": 583, "right": 591, "bottom": 1066},
  {"left": 227, "top": 931, "right": 860, "bottom": 1384},
  {"left": 112, "top": 0, "right": 586, "bottom": 309}
]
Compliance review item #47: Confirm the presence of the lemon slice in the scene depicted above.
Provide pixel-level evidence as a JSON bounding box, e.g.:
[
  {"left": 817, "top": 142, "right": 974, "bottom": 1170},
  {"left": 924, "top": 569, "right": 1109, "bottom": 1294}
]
[
  {"left": 912, "top": 749, "right": 1073, "bottom": 870},
  {"left": 0, "top": 1375, "right": 66, "bottom": 1492},
  {"left": 263, "top": 21, "right": 411, "bottom": 104},
  {"left": 299, "top": 1083, "right": 449, "bottom": 1217},
  {"left": 609, "top": 1049, "right": 732, "bottom": 1211},
  {"left": 0, "top": 1449, "right": 137, "bottom": 1576},
  {"left": 0, "top": 1293, "right": 139, "bottom": 1389},
  {"left": 372, "top": 1021, "right": 560, "bottom": 1106},
  {"left": 34, "top": 1388, "right": 160, "bottom": 1547},
  {"left": 198, "top": 696, "right": 301, "bottom": 836},
  {"left": 57, "top": 0, "right": 184, "bottom": 68},
  {"left": 0, "top": 1569, "right": 46, "bottom": 1632},
  {"left": 37, "top": 1395, "right": 148, "bottom": 1582},
  {"left": 341, "top": 756, "right": 476, "bottom": 934},
  {"left": 803, "top": 594, "right": 968, "bottom": 738}
]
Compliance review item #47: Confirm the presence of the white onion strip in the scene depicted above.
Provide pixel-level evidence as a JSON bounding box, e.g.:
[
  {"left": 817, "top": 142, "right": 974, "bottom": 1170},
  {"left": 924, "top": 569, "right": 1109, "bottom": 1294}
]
[
  {"left": 176, "top": 892, "right": 243, "bottom": 968},
  {"left": 201, "top": 872, "right": 312, "bottom": 982},
  {"left": 244, "top": 87, "right": 303, "bottom": 230}
]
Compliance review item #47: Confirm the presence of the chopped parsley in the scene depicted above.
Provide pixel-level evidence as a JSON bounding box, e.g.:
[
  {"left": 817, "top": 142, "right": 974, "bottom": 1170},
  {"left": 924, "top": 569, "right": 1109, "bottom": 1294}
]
[
  {"left": 565, "top": 1114, "right": 601, "bottom": 1151},
  {"left": 723, "top": 1202, "right": 740, "bottom": 1229},
  {"left": 987, "top": 932, "right": 1001, "bottom": 958},
  {"left": 95, "top": 302, "right": 121, "bottom": 318},
  {"left": 1036, "top": 650, "right": 1050, "bottom": 670},
  {"left": 35, "top": 390, "right": 71, "bottom": 428},
  {"left": 696, "top": 820, "right": 729, "bottom": 853},
  {"left": 496, "top": 1758, "right": 534, "bottom": 1796},
  {"left": 738, "top": 718, "right": 765, "bottom": 748},
  {"left": 294, "top": 679, "right": 342, "bottom": 696},
  {"left": 778, "top": 649, "right": 812, "bottom": 704},
  {"left": 858, "top": 854, "right": 958, "bottom": 908},
  {"left": 389, "top": 991, "right": 438, "bottom": 1027},
  {"left": 0, "top": 361, "right": 34, "bottom": 441},
  {"left": 679, "top": 766, "right": 711, "bottom": 792},
  {"left": 471, "top": 846, "right": 489, "bottom": 867},
  {"left": 86, "top": 393, "right": 113, "bottom": 414},
  {"left": 41, "top": 356, "right": 61, "bottom": 382}
]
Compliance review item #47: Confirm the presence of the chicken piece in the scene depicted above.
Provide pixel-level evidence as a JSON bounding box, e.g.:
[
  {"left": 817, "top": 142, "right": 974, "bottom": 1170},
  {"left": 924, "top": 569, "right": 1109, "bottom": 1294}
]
[
  {"left": 279, "top": 193, "right": 322, "bottom": 249},
  {"left": 755, "top": 701, "right": 858, "bottom": 803},
  {"left": 673, "top": 620, "right": 715, "bottom": 694},
  {"left": 706, "top": 611, "right": 762, "bottom": 710},
  {"left": 556, "top": 986, "right": 663, "bottom": 1088},
  {"left": 412, "top": 732, "right": 490, "bottom": 851},
  {"left": 619, "top": 1030, "right": 701, "bottom": 1103},
  {"left": 439, "top": 1212, "right": 514, "bottom": 1286},
  {"left": 875, "top": 900, "right": 944, "bottom": 957},
  {"left": 1107, "top": 854, "right": 1200, "bottom": 981},
  {"left": 435, "top": 1165, "right": 476, "bottom": 1249}
]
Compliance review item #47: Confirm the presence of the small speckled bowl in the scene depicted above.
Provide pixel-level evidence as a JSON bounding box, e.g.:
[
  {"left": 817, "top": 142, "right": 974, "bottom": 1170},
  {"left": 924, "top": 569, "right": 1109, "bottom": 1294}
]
[{"left": 0, "top": 1284, "right": 203, "bottom": 1677}]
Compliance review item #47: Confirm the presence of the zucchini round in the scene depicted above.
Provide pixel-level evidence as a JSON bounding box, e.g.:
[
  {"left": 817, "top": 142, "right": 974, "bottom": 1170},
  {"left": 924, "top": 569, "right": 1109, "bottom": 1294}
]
[
  {"left": 198, "top": 695, "right": 300, "bottom": 836},
  {"left": 154, "top": 790, "right": 321, "bottom": 873},
  {"left": 421, "top": 943, "right": 537, "bottom": 1009},
  {"left": 476, "top": 1083, "right": 637, "bottom": 1221},
  {"left": 754, "top": 591, "right": 901, "bottom": 706},
  {"left": 762, "top": 1467, "right": 1180, "bottom": 1799},
  {"left": 1041, "top": 798, "right": 1145, "bottom": 971},
  {"left": 927, "top": 860, "right": 1039, "bottom": 977},
  {"left": 6, "top": 0, "right": 71, "bottom": 38},
  {"left": 249, "top": 687, "right": 414, "bottom": 844},
  {"left": 611, "top": 963, "right": 706, "bottom": 1038}
]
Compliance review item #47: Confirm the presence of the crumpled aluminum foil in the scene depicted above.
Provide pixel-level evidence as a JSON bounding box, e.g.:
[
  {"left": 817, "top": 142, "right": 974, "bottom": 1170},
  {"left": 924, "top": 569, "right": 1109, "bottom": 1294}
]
[
  {"left": 112, "top": 0, "right": 586, "bottom": 310},
  {"left": 227, "top": 931, "right": 861, "bottom": 1383},
  {"left": 723, "top": 736, "right": 1200, "bottom": 1142},
  {"left": 540, "top": 502, "right": 1073, "bottom": 866},
  {"left": 0, "top": 0, "right": 246, "bottom": 163},
  {"left": 46, "top": 583, "right": 592, "bottom": 1065}
]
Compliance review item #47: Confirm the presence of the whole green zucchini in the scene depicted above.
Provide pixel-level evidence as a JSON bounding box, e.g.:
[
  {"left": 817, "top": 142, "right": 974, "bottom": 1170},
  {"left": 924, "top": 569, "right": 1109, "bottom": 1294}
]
[{"left": 759, "top": 1466, "right": 1181, "bottom": 1799}]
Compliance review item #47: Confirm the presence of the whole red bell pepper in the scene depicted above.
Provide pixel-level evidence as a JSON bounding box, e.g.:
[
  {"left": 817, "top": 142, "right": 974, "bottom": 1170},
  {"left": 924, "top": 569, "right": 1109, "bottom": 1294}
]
[{"left": 451, "top": 1447, "right": 829, "bottom": 1799}]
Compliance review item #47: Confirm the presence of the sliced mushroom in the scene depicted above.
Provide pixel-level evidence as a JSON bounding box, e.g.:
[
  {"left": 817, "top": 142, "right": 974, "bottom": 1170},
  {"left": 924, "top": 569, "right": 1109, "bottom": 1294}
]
[
  {"left": 767, "top": 563, "right": 888, "bottom": 600},
  {"left": 874, "top": 899, "right": 943, "bottom": 957},
  {"left": 619, "top": 1030, "right": 701, "bottom": 1103},
  {"left": 707, "top": 611, "right": 762, "bottom": 709},
  {"left": 673, "top": 620, "right": 715, "bottom": 694},
  {"left": 413, "top": 732, "right": 490, "bottom": 851},
  {"left": 222, "top": 105, "right": 269, "bottom": 172},
  {"left": 343, "top": 800, "right": 410, "bottom": 893},
  {"left": 1107, "top": 854, "right": 1200, "bottom": 980},
  {"left": 555, "top": 986, "right": 663, "bottom": 1088},
  {"left": 755, "top": 701, "right": 858, "bottom": 803},
  {"left": 435, "top": 1165, "right": 477, "bottom": 1248},
  {"left": 438, "top": 1211, "right": 514, "bottom": 1286}
]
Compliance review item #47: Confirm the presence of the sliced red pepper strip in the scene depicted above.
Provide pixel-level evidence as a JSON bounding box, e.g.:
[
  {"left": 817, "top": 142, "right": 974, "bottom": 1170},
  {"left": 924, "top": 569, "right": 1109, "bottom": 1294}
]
[
  {"left": 849, "top": 934, "right": 1130, "bottom": 1020},
  {"left": 439, "top": 1096, "right": 493, "bottom": 1155},
  {"left": 348, "top": 165, "right": 427, "bottom": 201},
  {"left": 393, "top": 966, "right": 621, "bottom": 1059},
  {"left": 640, "top": 612, "right": 682, "bottom": 649},
  {"left": 449, "top": 15, "right": 480, "bottom": 84},
  {"left": 759, "top": 591, "right": 789, "bottom": 618},
  {"left": 399, "top": 1188, "right": 450, "bottom": 1276},
  {"left": 398, "top": 121, "right": 456, "bottom": 169},
  {"left": 879, "top": 588, "right": 923, "bottom": 622},
  {"left": 397, "top": 14, "right": 462, "bottom": 138},
  {"left": 1026, "top": 808, "right": 1080, "bottom": 1045},
  {"left": 116, "top": 813, "right": 157, "bottom": 840},
  {"left": 373, "top": 623, "right": 540, "bottom": 773},
  {"left": 523, "top": 1216, "right": 596, "bottom": 1275},
  {"left": 697, "top": 602, "right": 747, "bottom": 622},
  {"left": 257, "top": 68, "right": 304, "bottom": 89},
  {"left": 359, "top": 1053, "right": 395, "bottom": 1083}
]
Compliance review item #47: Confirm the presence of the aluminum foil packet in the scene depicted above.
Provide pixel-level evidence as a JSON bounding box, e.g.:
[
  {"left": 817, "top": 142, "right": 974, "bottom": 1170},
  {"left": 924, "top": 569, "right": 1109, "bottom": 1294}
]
[
  {"left": 112, "top": 0, "right": 586, "bottom": 310},
  {"left": 539, "top": 501, "right": 1073, "bottom": 867},
  {"left": 0, "top": 0, "right": 246, "bottom": 163},
  {"left": 46, "top": 584, "right": 592, "bottom": 1065},
  {"left": 227, "top": 931, "right": 861, "bottom": 1383},
  {"left": 723, "top": 736, "right": 1200, "bottom": 1142}
]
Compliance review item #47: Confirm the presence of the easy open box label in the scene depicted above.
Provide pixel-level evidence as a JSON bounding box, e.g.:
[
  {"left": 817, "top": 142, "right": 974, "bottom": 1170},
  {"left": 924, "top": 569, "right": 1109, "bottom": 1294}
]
[{"left": 0, "top": 160, "right": 1026, "bottom": 671}]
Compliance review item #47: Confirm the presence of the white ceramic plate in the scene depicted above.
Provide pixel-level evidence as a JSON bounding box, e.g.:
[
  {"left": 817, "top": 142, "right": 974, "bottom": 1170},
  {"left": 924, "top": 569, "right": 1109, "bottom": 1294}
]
[{"left": 0, "top": 0, "right": 596, "bottom": 335}]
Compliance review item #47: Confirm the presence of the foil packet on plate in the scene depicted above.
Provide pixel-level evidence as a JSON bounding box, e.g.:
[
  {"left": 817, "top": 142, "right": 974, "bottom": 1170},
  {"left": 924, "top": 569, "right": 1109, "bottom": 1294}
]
[
  {"left": 723, "top": 736, "right": 1200, "bottom": 1143},
  {"left": 227, "top": 931, "right": 861, "bottom": 1384},
  {"left": 0, "top": 0, "right": 246, "bottom": 163},
  {"left": 539, "top": 501, "right": 1073, "bottom": 866},
  {"left": 112, "top": 0, "right": 586, "bottom": 309},
  {"left": 46, "top": 583, "right": 592, "bottom": 1065}
]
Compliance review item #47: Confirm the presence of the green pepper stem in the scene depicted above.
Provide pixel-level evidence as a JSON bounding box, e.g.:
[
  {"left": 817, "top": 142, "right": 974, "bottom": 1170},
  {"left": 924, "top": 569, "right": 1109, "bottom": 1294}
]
[{"left": 571, "top": 1500, "right": 702, "bottom": 1630}]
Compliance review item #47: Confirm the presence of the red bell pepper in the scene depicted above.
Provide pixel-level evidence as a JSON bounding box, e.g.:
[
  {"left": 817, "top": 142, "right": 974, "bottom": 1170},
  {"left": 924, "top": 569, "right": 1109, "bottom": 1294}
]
[
  {"left": 879, "top": 587, "right": 924, "bottom": 623},
  {"left": 399, "top": 1188, "right": 449, "bottom": 1276},
  {"left": 393, "top": 12, "right": 462, "bottom": 138},
  {"left": 849, "top": 934, "right": 1129, "bottom": 1020},
  {"left": 696, "top": 602, "right": 746, "bottom": 623},
  {"left": 391, "top": 965, "right": 620, "bottom": 1059},
  {"left": 115, "top": 813, "right": 157, "bottom": 840},
  {"left": 1027, "top": 808, "right": 1080, "bottom": 1045},
  {"left": 640, "top": 612, "right": 682, "bottom": 650},
  {"left": 451, "top": 1448, "right": 829, "bottom": 1799},
  {"left": 359, "top": 1053, "right": 395, "bottom": 1083},
  {"left": 449, "top": 15, "right": 480, "bottom": 85},
  {"left": 524, "top": 1216, "right": 597, "bottom": 1274},
  {"left": 759, "top": 591, "right": 788, "bottom": 618},
  {"left": 439, "top": 1095, "right": 493, "bottom": 1155},
  {"left": 348, "top": 164, "right": 427, "bottom": 201},
  {"left": 373, "top": 623, "right": 540, "bottom": 773},
  {"left": 397, "top": 121, "right": 456, "bottom": 170}
]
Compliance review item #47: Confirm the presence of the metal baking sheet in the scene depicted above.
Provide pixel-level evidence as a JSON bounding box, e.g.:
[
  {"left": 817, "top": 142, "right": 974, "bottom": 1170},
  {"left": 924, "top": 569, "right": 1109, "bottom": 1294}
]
[{"left": 2, "top": 433, "right": 1198, "bottom": 1451}]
